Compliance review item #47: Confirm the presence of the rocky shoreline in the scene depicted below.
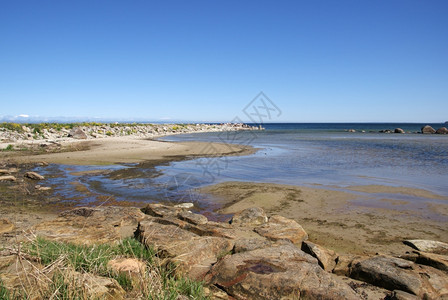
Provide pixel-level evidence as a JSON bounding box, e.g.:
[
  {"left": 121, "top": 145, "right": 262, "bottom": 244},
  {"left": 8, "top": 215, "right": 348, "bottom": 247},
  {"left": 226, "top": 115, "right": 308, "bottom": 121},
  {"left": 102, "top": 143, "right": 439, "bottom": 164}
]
[
  {"left": 346, "top": 125, "right": 448, "bottom": 134},
  {"left": 1, "top": 202, "right": 447, "bottom": 299},
  {"left": 0, "top": 122, "right": 261, "bottom": 149}
]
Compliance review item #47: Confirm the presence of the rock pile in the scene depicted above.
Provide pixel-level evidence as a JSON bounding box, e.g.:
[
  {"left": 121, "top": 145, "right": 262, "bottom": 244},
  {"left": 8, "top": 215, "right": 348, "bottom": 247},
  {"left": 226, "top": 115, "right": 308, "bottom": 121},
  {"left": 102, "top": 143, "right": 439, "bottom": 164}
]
[
  {"left": 0, "top": 123, "right": 260, "bottom": 144},
  {"left": 2, "top": 204, "right": 447, "bottom": 299}
]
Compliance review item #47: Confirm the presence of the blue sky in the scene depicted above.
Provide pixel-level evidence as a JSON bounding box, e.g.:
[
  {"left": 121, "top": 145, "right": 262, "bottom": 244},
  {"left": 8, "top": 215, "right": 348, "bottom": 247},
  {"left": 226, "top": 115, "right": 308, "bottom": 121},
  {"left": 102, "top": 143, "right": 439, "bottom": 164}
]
[{"left": 1, "top": 1, "right": 447, "bottom": 123}]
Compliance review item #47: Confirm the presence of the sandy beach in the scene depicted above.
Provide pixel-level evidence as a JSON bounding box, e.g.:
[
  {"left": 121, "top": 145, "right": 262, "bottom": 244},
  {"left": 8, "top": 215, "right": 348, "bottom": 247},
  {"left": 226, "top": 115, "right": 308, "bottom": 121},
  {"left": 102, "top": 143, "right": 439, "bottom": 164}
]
[
  {"left": 201, "top": 182, "right": 448, "bottom": 256},
  {"left": 2, "top": 136, "right": 255, "bottom": 165}
]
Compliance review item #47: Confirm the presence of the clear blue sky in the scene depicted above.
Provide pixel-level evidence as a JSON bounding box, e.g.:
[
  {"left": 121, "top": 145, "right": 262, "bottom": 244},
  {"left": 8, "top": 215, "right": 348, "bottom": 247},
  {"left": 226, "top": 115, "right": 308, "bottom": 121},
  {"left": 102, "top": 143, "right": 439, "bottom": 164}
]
[{"left": 1, "top": 1, "right": 447, "bottom": 122}]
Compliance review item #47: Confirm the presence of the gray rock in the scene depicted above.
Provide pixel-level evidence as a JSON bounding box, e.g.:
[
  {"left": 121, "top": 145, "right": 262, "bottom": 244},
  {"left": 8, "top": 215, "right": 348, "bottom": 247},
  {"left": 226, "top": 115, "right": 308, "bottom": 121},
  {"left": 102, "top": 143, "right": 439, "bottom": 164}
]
[
  {"left": 174, "top": 202, "right": 194, "bottom": 209},
  {"left": 404, "top": 239, "right": 448, "bottom": 255},
  {"left": 394, "top": 128, "right": 405, "bottom": 134},
  {"left": 68, "top": 127, "right": 88, "bottom": 139},
  {"left": 421, "top": 125, "right": 436, "bottom": 134}
]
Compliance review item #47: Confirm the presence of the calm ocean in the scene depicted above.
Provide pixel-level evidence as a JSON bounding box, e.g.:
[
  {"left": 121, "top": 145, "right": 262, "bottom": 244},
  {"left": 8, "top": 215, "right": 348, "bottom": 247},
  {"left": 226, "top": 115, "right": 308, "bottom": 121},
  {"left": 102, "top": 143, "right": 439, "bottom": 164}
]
[{"left": 37, "top": 123, "right": 448, "bottom": 212}]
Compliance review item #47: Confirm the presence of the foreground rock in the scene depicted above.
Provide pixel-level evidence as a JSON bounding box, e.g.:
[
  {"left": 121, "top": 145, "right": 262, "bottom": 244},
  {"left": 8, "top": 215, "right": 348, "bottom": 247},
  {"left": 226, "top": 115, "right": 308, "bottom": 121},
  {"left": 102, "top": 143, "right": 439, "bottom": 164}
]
[
  {"left": 404, "top": 239, "right": 448, "bottom": 255},
  {"left": 230, "top": 207, "right": 268, "bottom": 226},
  {"left": 421, "top": 125, "right": 436, "bottom": 134},
  {"left": 31, "top": 206, "right": 145, "bottom": 245},
  {"left": 136, "top": 218, "right": 234, "bottom": 280},
  {"left": 302, "top": 240, "right": 337, "bottom": 272},
  {"left": 349, "top": 255, "right": 448, "bottom": 299},
  {"left": 207, "top": 244, "right": 359, "bottom": 299}
]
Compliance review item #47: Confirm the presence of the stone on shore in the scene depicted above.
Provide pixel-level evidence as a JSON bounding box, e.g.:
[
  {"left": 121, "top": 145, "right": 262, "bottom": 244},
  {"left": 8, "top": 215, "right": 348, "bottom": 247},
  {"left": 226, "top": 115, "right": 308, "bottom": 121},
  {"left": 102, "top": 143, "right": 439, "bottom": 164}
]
[
  {"left": 0, "top": 175, "right": 16, "bottom": 182},
  {"left": 24, "top": 171, "right": 45, "bottom": 180},
  {"left": 174, "top": 202, "right": 194, "bottom": 209},
  {"left": 395, "top": 128, "right": 405, "bottom": 134},
  {"left": 301, "top": 240, "right": 337, "bottom": 272},
  {"left": 421, "top": 125, "right": 436, "bottom": 134},
  {"left": 409, "top": 251, "right": 448, "bottom": 273},
  {"left": 68, "top": 127, "right": 88, "bottom": 139},
  {"left": 177, "top": 211, "right": 208, "bottom": 225},
  {"left": 436, "top": 127, "right": 448, "bottom": 134},
  {"left": 403, "top": 239, "right": 448, "bottom": 255},
  {"left": 254, "top": 215, "right": 308, "bottom": 244},
  {"left": 31, "top": 206, "right": 145, "bottom": 245},
  {"left": 0, "top": 219, "right": 15, "bottom": 234},
  {"left": 207, "top": 244, "right": 359, "bottom": 299},
  {"left": 349, "top": 255, "right": 448, "bottom": 298},
  {"left": 136, "top": 218, "right": 234, "bottom": 280},
  {"left": 230, "top": 207, "right": 268, "bottom": 226}
]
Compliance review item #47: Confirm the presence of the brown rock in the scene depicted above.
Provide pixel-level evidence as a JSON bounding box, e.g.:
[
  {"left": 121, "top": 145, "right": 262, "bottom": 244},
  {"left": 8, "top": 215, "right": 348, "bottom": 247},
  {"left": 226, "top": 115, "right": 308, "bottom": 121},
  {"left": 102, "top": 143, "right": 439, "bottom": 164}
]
[
  {"left": 208, "top": 244, "right": 358, "bottom": 299},
  {"left": 333, "top": 254, "right": 367, "bottom": 276},
  {"left": 136, "top": 219, "right": 234, "bottom": 280},
  {"left": 421, "top": 125, "right": 436, "bottom": 134},
  {"left": 395, "top": 128, "right": 405, "bottom": 134},
  {"left": 0, "top": 169, "right": 11, "bottom": 175},
  {"left": 254, "top": 215, "right": 308, "bottom": 244},
  {"left": 107, "top": 258, "right": 146, "bottom": 275},
  {"left": 141, "top": 203, "right": 183, "bottom": 218},
  {"left": 177, "top": 211, "right": 208, "bottom": 225},
  {"left": 24, "top": 171, "right": 45, "bottom": 180},
  {"left": 65, "top": 269, "right": 125, "bottom": 299},
  {"left": 230, "top": 207, "right": 268, "bottom": 226},
  {"left": 32, "top": 206, "right": 145, "bottom": 245},
  {"left": 68, "top": 127, "right": 88, "bottom": 139},
  {"left": 413, "top": 251, "right": 448, "bottom": 273},
  {"left": 233, "top": 238, "right": 271, "bottom": 253},
  {"left": 302, "top": 241, "right": 337, "bottom": 271},
  {"left": 389, "top": 290, "right": 420, "bottom": 300},
  {"left": 349, "top": 255, "right": 448, "bottom": 298},
  {"left": 0, "top": 175, "right": 16, "bottom": 182},
  {"left": 436, "top": 127, "right": 448, "bottom": 134},
  {"left": 0, "top": 219, "right": 14, "bottom": 234}
]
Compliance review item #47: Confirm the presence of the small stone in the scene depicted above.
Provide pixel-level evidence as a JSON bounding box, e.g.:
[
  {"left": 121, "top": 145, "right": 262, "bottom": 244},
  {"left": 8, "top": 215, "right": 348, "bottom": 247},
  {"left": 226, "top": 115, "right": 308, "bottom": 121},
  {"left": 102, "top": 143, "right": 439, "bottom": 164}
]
[
  {"left": 174, "top": 202, "right": 194, "bottom": 209},
  {"left": 24, "top": 171, "right": 45, "bottom": 180},
  {"left": 0, "top": 175, "right": 16, "bottom": 182},
  {"left": 254, "top": 215, "right": 308, "bottom": 244},
  {"left": 0, "top": 219, "right": 15, "bottom": 234},
  {"left": 107, "top": 258, "right": 146, "bottom": 275}
]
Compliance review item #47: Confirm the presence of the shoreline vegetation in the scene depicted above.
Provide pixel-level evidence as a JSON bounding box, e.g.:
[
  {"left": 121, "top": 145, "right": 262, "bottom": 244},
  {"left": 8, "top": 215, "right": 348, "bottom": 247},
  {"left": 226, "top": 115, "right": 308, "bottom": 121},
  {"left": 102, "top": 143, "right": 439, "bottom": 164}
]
[{"left": 1, "top": 122, "right": 448, "bottom": 298}]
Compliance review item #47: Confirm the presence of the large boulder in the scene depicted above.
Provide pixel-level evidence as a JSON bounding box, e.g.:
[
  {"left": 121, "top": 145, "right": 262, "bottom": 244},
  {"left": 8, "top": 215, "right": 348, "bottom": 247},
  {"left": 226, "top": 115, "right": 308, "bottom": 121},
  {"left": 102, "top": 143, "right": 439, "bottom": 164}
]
[
  {"left": 254, "top": 215, "right": 308, "bottom": 244},
  {"left": 349, "top": 255, "right": 448, "bottom": 298},
  {"left": 207, "top": 244, "right": 359, "bottom": 299},
  {"left": 31, "top": 206, "right": 146, "bottom": 245},
  {"left": 421, "top": 125, "right": 436, "bottom": 134},
  {"left": 136, "top": 218, "right": 234, "bottom": 280},
  {"left": 394, "top": 128, "right": 405, "bottom": 134},
  {"left": 436, "top": 127, "right": 448, "bottom": 134},
  {"left": 68, "top": 127, "right": 88, "bottom": 139}
]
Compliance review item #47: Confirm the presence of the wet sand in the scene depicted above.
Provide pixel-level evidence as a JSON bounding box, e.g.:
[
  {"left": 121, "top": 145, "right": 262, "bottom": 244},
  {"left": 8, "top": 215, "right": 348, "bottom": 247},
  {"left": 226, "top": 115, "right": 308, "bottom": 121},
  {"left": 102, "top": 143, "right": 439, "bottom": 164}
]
[
  {"left": 4, "top": 136, "right": 255, "bottom": 165},
  {"left": 201, "top": 182, "right": 448, "bottom": 256}
]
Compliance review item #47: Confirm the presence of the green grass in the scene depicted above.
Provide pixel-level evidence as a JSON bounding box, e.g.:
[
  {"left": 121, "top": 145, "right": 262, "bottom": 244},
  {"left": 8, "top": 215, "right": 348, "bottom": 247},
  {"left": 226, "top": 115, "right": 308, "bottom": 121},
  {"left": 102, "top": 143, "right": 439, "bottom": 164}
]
[{"left": 15, "top": 237, "right": 209, "bottom": 299}]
